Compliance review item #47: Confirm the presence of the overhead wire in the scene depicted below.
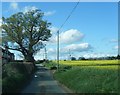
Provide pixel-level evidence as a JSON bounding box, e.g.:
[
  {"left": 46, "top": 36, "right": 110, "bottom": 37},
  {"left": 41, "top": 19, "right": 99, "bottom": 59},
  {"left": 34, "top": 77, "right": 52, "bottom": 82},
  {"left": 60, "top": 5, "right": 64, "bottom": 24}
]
[
  {"left": 56, "top": 0, "right": 80, "bottom": 70},
  {"left": 58, "top": 0, "right": 80, "bottom": 31}
]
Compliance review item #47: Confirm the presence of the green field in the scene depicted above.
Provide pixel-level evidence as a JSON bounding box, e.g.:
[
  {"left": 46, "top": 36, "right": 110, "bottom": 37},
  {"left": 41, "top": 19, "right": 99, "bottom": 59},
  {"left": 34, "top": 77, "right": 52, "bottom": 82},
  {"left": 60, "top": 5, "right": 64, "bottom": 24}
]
[{"left": 53, "top": 60, "right": 119, "bottom": 93}]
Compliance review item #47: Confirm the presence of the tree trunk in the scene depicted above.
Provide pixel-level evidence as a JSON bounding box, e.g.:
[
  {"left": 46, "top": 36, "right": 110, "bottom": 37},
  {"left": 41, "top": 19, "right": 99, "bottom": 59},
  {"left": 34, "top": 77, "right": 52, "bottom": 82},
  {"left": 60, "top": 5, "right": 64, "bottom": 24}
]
[
  {"left": 20, "top": 47, "right": 35, "bottom": 67},
  {"left": 24, "top": 53, "right": 35, "bottom": 67},
  {"left": 25, "top": 55, "right": 35, "bottom": 62}
]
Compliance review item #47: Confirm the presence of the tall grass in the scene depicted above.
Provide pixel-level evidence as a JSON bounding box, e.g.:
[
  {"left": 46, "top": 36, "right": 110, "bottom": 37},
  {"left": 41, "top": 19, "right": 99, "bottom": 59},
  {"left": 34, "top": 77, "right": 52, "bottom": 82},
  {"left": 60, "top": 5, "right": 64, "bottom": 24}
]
[{"left": 53, "top": 60, "right": 119, "bottom": 93}]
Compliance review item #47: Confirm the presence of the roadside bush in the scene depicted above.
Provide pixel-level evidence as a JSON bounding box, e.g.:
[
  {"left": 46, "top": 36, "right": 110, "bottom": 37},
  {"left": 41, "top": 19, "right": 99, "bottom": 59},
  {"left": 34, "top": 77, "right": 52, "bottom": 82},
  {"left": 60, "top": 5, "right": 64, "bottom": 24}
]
[
  {"left": 35, "top": 60, "right": 50, "bottom": 64},
  {"left": 2, "top": 62, "right": 33, "bottom": 93},
  {"left": 2, "top": 74, "right": 25, "bottom": 92},
  {"left": 58, "top": 65, "right": 72, "bottom": 72},
  {"left": 50, "top": 66, "right": 57, "bottom": 70},
  {"left": 63, "top": 66, "right": 72, "bottom": 70},
  {"left": 34, "top": 61, "right": 41, "bottom": 64}
]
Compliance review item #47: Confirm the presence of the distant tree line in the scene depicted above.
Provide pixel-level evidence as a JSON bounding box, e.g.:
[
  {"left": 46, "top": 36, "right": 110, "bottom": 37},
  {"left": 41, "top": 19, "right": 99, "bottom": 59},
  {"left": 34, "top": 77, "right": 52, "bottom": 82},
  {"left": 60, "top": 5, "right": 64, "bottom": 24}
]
[{"left": 66, "top": 55, "right": 120, "bottom": 61}]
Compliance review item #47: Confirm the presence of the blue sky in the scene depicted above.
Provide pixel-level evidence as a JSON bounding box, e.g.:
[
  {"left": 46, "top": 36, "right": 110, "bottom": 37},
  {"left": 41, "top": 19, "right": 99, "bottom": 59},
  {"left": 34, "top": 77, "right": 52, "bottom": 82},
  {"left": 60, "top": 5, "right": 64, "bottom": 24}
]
[{"left": 1, "top": 2, "right": 118, "bottom": 60}]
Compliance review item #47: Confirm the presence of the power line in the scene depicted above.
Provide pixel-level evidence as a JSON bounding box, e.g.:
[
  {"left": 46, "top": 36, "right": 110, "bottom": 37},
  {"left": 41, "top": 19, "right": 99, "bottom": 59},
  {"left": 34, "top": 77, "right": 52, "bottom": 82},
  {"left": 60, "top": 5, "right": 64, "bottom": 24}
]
[
  {"left": 57, "top": 1, "right": 80, "bottom": 71},
  {"left": 58, "top": 0, "right": 80, "bottom": 31}
]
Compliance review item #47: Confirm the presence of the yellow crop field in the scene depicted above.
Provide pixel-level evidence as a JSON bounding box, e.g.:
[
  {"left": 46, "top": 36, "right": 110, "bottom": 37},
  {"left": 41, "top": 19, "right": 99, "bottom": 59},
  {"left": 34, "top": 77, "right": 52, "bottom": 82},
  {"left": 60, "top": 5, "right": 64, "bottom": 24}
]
[{"left": 57, "top": 60, "right": 119, "bottom": 66}]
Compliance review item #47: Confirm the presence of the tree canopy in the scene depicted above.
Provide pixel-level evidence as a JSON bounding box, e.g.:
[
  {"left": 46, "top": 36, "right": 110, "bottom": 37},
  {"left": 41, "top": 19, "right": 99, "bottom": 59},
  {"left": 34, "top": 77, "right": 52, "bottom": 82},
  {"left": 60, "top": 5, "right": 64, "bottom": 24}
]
[{"left": 2, "top": 9, "right": 52, "bottom": 62}]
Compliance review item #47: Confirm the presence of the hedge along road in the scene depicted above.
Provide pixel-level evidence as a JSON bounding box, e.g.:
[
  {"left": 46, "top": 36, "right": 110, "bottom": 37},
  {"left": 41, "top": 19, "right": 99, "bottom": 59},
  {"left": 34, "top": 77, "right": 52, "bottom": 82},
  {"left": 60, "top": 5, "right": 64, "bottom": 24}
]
[{"left": 21, "top": 64, "right": 69, "bottom": 95}]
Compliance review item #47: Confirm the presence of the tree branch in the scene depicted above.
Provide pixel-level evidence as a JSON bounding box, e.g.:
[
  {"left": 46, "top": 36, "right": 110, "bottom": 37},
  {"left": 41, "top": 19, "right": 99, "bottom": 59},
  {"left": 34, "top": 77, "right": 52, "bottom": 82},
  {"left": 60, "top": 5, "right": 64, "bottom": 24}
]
[{"left": 7, "top": 47, "right": 22, "bottom": 52}]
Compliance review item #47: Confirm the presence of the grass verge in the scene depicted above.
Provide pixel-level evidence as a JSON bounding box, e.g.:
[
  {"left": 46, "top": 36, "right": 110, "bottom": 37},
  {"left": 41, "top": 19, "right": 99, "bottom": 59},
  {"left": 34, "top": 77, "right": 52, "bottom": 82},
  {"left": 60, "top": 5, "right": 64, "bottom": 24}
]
[{"left": 54, "top": 66, "right": 118, "bottom": 93}]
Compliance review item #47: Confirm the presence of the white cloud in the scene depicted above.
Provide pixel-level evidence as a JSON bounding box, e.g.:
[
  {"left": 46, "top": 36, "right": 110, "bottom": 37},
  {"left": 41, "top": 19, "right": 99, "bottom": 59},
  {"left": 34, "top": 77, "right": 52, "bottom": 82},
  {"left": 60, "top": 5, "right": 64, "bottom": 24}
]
[
  {"left": 23, "top": 7, "right": 55, "bottom": 16},
  {"left": 44, "top": 11, "right": 56, "bottom": 16},
  {"left": 34, "top": 47, "right": 57, "bottom": 60},
  {"left": 110, "top": 39, "right": 118, "bottom": 43},
  {"left": 82, "top": 53, "right": 116, "bottom": 58},
  {"left": 114, "top": 45, "right": 119, "bottom": 50},
  {"left": 45, "top": 43, "right": 91, "bottom": 55},
  {"left": 49, "top": 29, "right": 84, "bottom": 44},
  {"left": 48, "top": 48, "right": 56, "bottom": 53},
  {"left": 10, "top": 2, "right": 18, "bottom": 10},
  {"left": 35, "top": 43, "right": 91, "bottom": 60},
  {"left": 23, "top": 6, "right": 38, "bottom": 13},
  {"left": 34, "top": 48, "right": 46, "bottom": 60},
  {"left": 49, "top": 26, "right": 58, "bottom": 34},
  {"left": 62, "top": 43, "right": 91, "bottom": 53},
  {"left": 60, "top": 29, "right": 84, "bottom": 44}
]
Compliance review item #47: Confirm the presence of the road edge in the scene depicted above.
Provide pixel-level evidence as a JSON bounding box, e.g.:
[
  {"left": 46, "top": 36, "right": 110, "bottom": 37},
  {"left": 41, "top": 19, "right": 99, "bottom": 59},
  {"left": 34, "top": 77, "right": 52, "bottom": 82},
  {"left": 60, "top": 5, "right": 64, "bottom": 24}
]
[{"left": 50, "top": 70, "right": 74, "bottom": 93}]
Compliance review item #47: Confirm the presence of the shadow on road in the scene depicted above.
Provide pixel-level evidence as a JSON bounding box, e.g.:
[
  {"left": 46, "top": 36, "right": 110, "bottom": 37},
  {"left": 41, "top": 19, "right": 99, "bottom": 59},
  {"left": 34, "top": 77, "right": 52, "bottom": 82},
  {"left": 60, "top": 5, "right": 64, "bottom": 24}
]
[{"left": 20, "top": 64, "right": 68, "bottom": 94}]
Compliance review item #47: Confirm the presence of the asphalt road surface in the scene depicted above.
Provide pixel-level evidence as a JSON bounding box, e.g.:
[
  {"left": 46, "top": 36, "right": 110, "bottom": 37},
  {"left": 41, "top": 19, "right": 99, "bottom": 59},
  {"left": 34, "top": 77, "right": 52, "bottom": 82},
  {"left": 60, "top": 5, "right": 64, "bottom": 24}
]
[{"left": 21, "top": 64, "right": 68, "bottom": 95}]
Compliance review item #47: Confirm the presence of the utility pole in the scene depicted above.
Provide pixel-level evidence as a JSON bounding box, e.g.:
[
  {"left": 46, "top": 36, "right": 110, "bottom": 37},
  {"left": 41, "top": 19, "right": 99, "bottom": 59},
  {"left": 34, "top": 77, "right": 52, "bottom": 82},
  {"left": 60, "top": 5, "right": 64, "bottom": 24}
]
[
  {"left": 57, "top": 30, "right": 59, "bottom": 71},
  {"left": 69, "top": 49, "right": 71, "bottom": 61},
  {"left": 44, "top": 46, "right": 47, "bottom": 60}
]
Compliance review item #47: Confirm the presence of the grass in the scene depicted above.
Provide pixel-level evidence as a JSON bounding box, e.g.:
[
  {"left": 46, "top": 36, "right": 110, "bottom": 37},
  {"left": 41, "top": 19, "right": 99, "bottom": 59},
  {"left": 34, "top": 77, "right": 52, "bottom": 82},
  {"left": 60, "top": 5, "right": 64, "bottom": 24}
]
[{"left": 53, "top": 60, "right": 119, "bottom": 93}]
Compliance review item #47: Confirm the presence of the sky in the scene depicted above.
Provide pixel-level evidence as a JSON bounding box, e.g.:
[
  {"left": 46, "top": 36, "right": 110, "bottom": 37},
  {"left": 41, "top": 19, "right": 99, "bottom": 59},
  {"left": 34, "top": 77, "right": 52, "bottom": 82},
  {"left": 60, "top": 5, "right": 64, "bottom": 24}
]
[
  {"left": 1, "top": 0, "right": 119, "bottom": 2},
  {"left": 1, "top": 2, "right": 118, "bottom": 60}
]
